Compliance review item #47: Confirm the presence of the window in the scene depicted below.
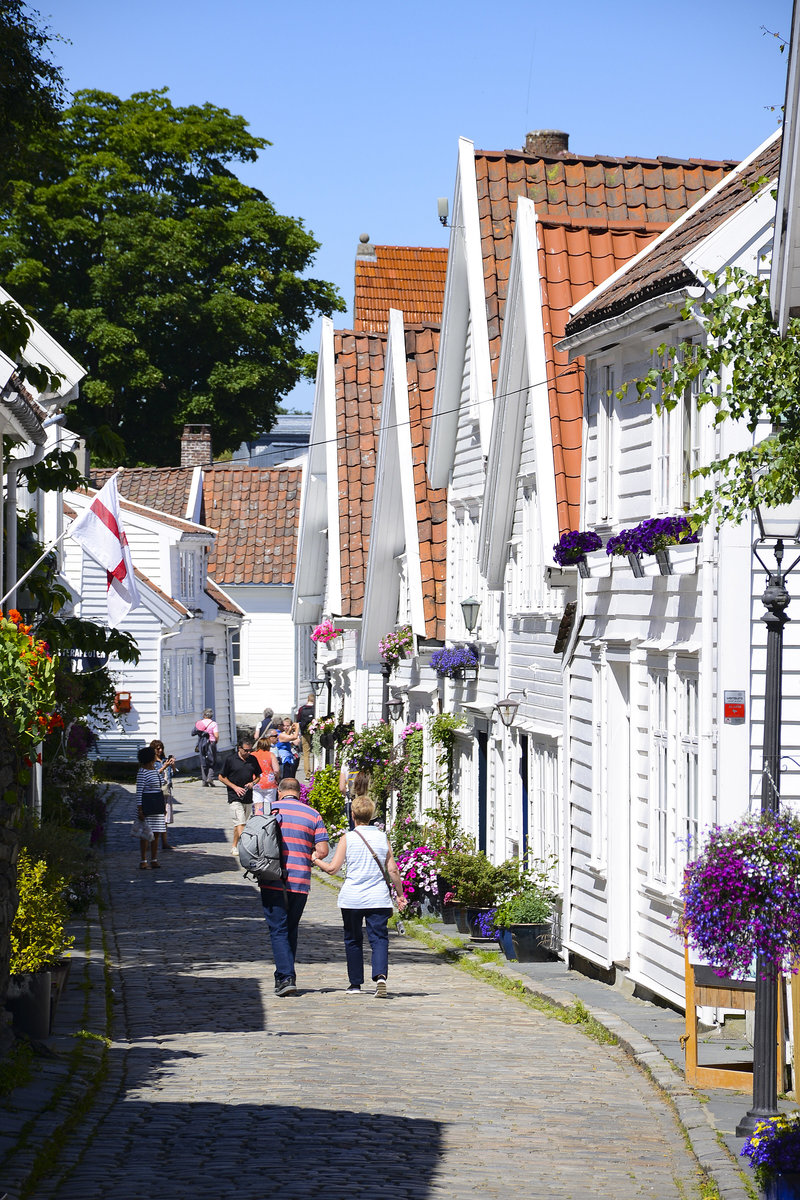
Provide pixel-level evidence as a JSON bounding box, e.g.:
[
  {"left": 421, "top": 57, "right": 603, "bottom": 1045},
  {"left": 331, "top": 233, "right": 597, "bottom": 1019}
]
[
  {"left": 680, "top": 345, "right": 703, "bottom": 508},
  {"left": 162, "top": 651, "right": 195, "bottom": 714},
  {"left": 529, "top": 737, "right": 560, "bottom": 868},
  {"left": 652, "top": 342, "right": 702, "bottom": 513},
  {"left": 678, "top": 671, "right": 700, "bottom": 870},
  {"left": 231, "top": 629, "right": 241, "bottom": 678},
  {"left": 179, "top": 550, "right": 197, "bottom": 602},
  {"left": 591, "top": 660, "right": 608, "bottom": 867},
  {"left": 649, "top": 668, "right": 670, "bottom": 884},
  {"left": 596, "top": 363, "right": 615, "bottom": 524}
]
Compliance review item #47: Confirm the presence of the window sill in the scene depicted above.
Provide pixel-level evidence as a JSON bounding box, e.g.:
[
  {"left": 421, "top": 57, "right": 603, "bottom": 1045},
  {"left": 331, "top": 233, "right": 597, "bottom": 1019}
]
[
  {"left": 641, "top": 881, "right": 681, "bottom": 908},
  {"left": 586, "top": 860, "right": 607, "bottom": 881}
]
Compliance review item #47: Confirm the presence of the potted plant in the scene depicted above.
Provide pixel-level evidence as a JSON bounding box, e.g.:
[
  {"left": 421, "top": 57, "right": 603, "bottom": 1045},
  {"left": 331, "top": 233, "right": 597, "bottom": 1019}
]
[
  {"left": 438, "top": 849, "right": 502, "bottom": 935},
  {"left": 553, "top": 530, "right": 603, "bottom": 578},
  {"left": 494, "top": 889, "right": 556, "bottom": 961},
  {"left": 740, "top": 1113, "right": 800, "bottom": 1198},
  {"left": 7, "top": 850, "right": 75, "bottom": 1039},
  {"left": 606, "top": 516, "right": 699, "bottom": 578},
  {"left": 379, "top": 625, "right": 414, "bottom": 673},
  {"left": 677, "top": 811, "right": 800, "bottom": 978},
  {"left": 310, "top": 618, "right": 344, "bottom": 647},
  {"left": 430, "top": 646, "right": 480, "bottom": 681}
]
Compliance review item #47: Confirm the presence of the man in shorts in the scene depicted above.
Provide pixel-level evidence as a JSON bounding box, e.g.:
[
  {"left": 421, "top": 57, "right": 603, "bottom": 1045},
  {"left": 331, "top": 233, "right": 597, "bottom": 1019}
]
[{"left": 217, "top": 737, "right": 261, "bottom": 856}]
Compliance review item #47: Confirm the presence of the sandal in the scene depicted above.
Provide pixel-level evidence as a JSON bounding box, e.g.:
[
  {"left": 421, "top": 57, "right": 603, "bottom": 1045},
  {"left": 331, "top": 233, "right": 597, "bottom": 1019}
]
[
  {"left": 139, "top": 861, "right": 150, "bottom": 870},
  {"left": 150, "top": 860, "right": 161, "bottom": 869}
]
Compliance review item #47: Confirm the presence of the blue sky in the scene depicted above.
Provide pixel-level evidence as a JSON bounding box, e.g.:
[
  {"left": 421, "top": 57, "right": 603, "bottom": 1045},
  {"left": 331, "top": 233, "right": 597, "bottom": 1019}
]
[{"left": 49, "top": 0, "right": 793, "bottom": 410}]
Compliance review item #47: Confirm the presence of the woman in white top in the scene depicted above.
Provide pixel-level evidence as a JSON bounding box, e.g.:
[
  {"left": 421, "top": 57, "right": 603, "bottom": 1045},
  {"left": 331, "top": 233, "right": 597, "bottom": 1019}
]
[{"left": 313, "top": 792, "right": 407, "bottom": 996}]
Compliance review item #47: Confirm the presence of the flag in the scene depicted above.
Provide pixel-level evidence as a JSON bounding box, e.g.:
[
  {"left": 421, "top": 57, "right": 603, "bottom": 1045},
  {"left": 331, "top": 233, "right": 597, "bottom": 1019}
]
[{"left": 69, "top": 474, "right": 140, "bottom": 628}]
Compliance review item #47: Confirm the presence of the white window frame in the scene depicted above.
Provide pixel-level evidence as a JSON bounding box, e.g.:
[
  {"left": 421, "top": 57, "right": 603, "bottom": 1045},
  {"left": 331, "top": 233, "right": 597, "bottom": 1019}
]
[
  {"left": 652, "top": 340, "right": 703, "bottom": 515},
  {"left": 179, "top": 549, "right": 197, "bottom": 602},
  {"left": 596, "top": 362, "right": 615, "bottom": 525},
  {"left": 677, "top": 667, "right": 700, "bottom": 876},
  {"left": 649, "top": 665, "right": 671, "bottom": 885},
  {"left": 591, "top": 659, "right": 608, "bottom": 869},
  {"left": 230, "top": 628, "right": 242, "bottom": 678},
  {"left": 528, "top": 735, "right": 560, "bottom": 875}
]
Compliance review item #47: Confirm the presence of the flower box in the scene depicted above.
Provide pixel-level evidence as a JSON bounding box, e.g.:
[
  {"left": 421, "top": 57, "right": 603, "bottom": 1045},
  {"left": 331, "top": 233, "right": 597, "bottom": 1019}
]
[{"left": 586, "top": 549, "right": 611, "bottom": 578}]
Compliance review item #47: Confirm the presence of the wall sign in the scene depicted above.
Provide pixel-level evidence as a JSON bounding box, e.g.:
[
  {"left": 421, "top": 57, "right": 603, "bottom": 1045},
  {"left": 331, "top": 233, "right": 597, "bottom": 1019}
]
[{"left": 724, "top": 690, "right": 746, "bottom": 725}]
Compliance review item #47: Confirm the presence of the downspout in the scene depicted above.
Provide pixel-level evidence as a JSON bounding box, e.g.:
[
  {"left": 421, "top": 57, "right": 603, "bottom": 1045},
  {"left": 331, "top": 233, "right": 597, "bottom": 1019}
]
[{"left": 700, "top": 409, "right": 716, "bottom": 828}]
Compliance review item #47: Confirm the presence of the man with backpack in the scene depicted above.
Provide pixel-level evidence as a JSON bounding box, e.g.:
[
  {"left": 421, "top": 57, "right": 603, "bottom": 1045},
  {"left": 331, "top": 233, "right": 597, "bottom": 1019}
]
[{"left": 258, "top": 776, "right": 329, "bottom": 996}]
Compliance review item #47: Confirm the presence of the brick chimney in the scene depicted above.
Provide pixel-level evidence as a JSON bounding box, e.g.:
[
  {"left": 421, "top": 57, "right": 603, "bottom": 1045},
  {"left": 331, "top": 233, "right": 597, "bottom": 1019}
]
[
  {"left": 180, "top": 424, "right": 213, "bottom": 467},
  {"left": 524, "top": 129, "right": 570, "bottom": 157}
]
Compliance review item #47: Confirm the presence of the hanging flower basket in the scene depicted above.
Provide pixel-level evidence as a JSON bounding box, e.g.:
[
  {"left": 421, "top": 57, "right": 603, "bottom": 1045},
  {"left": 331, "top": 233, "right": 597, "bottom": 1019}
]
[
  {"left": 676, "top": 811, "right": 800, "bottom": 978},
  {"left": 379, "top": 625, "right": 414, "bottom": 672},
  {"left": 552, "top": 530, "right": 603, "bottom": 575},
  {"left": 310, "top": 619, "right": 343, "bottom": 646},
  {"left": 607, "top": 516, "right": 700, "bottom": 579},
  {"left": 431, "top": 646, "right": 479, "bottom": 679}
]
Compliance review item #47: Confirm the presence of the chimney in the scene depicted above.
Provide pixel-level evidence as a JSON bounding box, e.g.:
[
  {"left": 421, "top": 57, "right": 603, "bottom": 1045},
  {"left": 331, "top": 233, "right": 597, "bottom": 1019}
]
[
  {"left": 524, "top": 129, "right": 570, "bottom": 157},
  {"left": 355, "top": 232, "right": 376, "bottom": 262},
  {"left": 180, "top": 424, "right": 213, "bottom": 467}
]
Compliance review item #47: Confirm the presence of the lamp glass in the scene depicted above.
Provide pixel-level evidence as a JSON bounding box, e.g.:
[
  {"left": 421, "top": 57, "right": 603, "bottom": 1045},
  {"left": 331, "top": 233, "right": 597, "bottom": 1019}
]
[
  {"left": 310, "top": 678, "right": 325, "bottom": 696},
  {"left": 755, "top": 496, "right": 800, "bottom": 541},
  {"left": 460, "top": 596, "right": 480, "bottom": 634},
  {"left": 496, "top": 699, "right": 519, "bottom": 728},
  {"left": 387, "top": 699, "right": 403, "bottom": 721}
]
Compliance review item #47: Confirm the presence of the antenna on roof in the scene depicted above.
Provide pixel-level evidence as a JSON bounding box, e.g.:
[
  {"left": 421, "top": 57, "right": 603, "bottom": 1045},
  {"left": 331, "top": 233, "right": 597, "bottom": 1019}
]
[{"left": 437, "top": 197, "right": 449, "bottom": 227}]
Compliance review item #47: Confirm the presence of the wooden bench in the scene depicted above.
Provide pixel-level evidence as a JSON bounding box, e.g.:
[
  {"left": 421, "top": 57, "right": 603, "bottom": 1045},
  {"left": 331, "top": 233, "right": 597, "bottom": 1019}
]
[{"left": 682, "top": 942, "right": 800, "bottom": 1093}]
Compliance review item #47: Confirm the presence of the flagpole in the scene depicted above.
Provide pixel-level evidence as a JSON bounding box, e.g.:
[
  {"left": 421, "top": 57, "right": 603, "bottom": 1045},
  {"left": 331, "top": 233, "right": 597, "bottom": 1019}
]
[
  {"left": 0, "top": 468, "right": 124, "bottom": 610},
  {"left": 0, "top": 524, "right": 73, "bottom": 609}
]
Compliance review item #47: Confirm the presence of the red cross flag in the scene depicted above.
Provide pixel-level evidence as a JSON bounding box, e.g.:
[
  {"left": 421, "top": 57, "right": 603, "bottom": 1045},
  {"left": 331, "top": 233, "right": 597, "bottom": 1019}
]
[{"left": 69, "top": 474, "right": 140, "bottom": 628}]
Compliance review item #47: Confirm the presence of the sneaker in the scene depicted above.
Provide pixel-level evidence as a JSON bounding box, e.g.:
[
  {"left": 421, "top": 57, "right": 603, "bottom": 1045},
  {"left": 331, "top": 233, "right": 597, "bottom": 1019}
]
[
  {"left": 275, "top": 978, "right": 298, "bottom": 997},
  {"left": 345, "top": 985, "right": 362, "bottom": 995},
  {"left": 231, "top": 844, "right": 240, "bottom": 856},
  {"left": 374, "top": 976, "right": 387, "bottom": 998}
]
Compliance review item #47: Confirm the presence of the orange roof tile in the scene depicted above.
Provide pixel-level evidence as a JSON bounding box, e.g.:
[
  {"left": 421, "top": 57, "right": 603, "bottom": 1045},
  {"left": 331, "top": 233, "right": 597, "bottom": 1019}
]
[
  {"left": 566, "top": 138, "right": 780, "bottom": 336},
  {"left": 403, "top": 325, "right": 446, "bottom": 640},
  {"left": 91, "top": 467, "right": 195, "bottom": 520},
  {"left": 475, "top": 148, "right": 738, "bottom": 379},
  {"left": 334, "top": 329, "right": 386, "bottom": 617},
  {"left": 203, "top": 466, "right": 302, "bottom": 586},
  {"left": 536, "top": 220, "right": 656, "bottom": 534},
  {"left": 354, "top": 246, "right": 447, "bottom": 334}
]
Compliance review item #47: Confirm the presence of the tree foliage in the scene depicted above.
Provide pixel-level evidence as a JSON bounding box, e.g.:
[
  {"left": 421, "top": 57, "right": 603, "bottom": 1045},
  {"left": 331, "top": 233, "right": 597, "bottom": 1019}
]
[
  {"left": 622, "top": 268, "right": 800, "bottom": 527},
  {"left": 0, "top": 1, "right": 66, "bottom": 195},
  {"left": 0, "top": 88, "right": 344, "bottom": 465}
]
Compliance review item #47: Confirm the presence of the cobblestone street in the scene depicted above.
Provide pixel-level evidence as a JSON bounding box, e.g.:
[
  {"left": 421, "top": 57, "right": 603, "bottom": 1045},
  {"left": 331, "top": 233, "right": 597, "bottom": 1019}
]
[{"left": 35, "top": 778, "right": 708, "bottom": 1199}]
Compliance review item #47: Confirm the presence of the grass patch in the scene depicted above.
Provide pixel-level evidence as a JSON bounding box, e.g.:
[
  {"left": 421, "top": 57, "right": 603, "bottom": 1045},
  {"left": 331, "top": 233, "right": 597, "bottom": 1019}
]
[
  {"left": 403, "top": 920, "right": 617, "bottom": 1047},
  {"left": 0, "top": 1039, "right": 34, "bottom": 1097}
]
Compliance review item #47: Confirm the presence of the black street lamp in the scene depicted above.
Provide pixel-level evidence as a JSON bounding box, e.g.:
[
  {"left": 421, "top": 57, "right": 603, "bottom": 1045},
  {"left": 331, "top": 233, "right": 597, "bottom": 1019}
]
[
  {"left": 310, "top": 676, "right": 326, "bottom": 697},
  {"left": 736, "top": 500, "right": 800, "bottom": 1137}
]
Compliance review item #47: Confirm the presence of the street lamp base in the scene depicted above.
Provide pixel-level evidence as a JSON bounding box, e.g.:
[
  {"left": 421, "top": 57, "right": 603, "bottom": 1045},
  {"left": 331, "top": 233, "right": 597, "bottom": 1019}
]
[{"left": 736, "top": 1105, "right": 780, "bottom": 1138}]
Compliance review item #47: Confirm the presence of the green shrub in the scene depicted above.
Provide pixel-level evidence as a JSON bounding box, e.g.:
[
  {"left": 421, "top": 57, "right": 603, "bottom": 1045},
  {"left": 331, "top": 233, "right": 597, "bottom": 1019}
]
[
  {"left": 307, "top": 766, "right": 347, "bottom": 834},
  {"left": 494, "top": 890, "right": 553, "bottom": 928},
  {"left": 438, "top": 850, "right": 502, "bottom": 906},
  {"left": 10, "top": 850, "right": 75, "bottom": 974},
  {"left": 18, "top": 819, "right": 99, "bottom": 913}
]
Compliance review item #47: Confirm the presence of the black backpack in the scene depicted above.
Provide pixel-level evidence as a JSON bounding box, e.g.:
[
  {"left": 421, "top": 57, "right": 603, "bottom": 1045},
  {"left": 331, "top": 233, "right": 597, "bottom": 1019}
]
[{"left": 238, "top": 810, "right": 286, "bottom": 888}]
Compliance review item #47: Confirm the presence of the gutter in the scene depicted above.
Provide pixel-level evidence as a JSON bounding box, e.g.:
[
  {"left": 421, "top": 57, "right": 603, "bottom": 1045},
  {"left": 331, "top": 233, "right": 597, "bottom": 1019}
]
[{"left": 556, "top": 288, "right": 690, "bottom": 360}]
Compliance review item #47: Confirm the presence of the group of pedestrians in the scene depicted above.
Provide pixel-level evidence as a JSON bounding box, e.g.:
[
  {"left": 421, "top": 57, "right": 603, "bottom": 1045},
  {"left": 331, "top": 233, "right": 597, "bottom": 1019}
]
[{"left": 133, "top": 725, "right": 407, "bottom": 996}]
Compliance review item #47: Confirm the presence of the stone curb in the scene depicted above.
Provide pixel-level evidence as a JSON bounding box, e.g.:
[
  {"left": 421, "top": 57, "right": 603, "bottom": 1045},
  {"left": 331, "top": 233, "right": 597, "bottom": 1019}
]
[{"left": 409, "top": 922, "right": 752, "bottom": 1200}]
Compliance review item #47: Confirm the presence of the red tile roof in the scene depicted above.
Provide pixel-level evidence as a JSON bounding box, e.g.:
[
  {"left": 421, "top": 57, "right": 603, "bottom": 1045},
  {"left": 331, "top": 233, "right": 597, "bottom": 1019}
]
[
  {"left": 565, "top": 138, "right": 780, "bottom": 336},
  {"left": 537, "top": 220, "right": 657, "bottom": 533},
  {"left": 203, "top": 465, "right": 301, "bottom": 586},
  {"left": 335, "top": 329, "right": 386, "bottom": 617},
  {"left": 91, "top": 467, "right": 195, "bottom": 520},
  {"left": 354, "top": 246, "right": 447, "bottom": 334},
  {"left": 205, "top": 577, "right": 245, "bottom": 615},
  {"left": 475, "top": 148, "right": 738, "bottom": 377},
  {"left": 403, "top": 325, "right": 446, "bottom": 639},
  {"left": 472, "top": 145, "right": 737, "bottom": 538}
]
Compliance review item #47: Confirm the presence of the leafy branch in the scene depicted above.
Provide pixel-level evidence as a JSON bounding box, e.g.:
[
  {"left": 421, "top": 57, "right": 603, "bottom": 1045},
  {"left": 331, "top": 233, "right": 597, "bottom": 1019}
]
[{"left": 618, "top": 268, "right": 800, "bottom": 528}]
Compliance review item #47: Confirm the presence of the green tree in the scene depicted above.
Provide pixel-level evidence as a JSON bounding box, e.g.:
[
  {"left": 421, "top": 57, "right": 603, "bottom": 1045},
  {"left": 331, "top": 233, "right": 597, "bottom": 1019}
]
[
  {"left": 623, "top": 267, "right": 800, "bottom": 526},
  {"left": 0, "top": 88, "right": 344, "bottom": 465},
  {"left": 0, "top": 1, "right": 66, "bottom": 195}
]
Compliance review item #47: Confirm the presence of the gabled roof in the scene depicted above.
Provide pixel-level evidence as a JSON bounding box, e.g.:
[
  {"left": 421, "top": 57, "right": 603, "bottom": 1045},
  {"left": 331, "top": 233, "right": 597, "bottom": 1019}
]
[
  {"left": 203, "top": 465, "right": 302, "bottom": 586},
  {"left": 564, "top": 135, "right": 780, "bottom": 338},
  {"left": 205, "top": 577, "right": 245, "bottom": 615},
  {"left": 539, "top": 220, "right": 657, "bottom": 532},
  {"left": 334, "top": 328, "right": 387, "bottom": 617},
  {"left": 475, "top": 147, "right": 739, "bottom": 377},
  {"left": 92, "top": 467, "right": 195, "bottom": 520},
  {"left": 405, "top": 325, "right": 446, "bottom": 639},
  {"left": 75, "top": 486, "right": 214, "bottom": 536},
  {"left": 354, "top": 245, "right": 447, "bottom": 334}
]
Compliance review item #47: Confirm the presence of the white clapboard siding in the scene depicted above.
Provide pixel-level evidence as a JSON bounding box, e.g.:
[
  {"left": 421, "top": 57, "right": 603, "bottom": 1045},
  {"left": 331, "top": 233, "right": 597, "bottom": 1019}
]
[
  {"left": 224, "top": 584, "right": 295, "bottom": 719},
  {"left": 450, "top": 322, "right": 486, "bottom": 500}
]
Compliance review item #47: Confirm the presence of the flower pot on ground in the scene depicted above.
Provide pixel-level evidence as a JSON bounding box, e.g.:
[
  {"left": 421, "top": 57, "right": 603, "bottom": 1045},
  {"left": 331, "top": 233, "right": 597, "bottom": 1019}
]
[
  {"left": 494, "top": 877, "right": 556, "bottom": 962},
  {"left": 509, "top": 923, "right": 553, "bottom": 962},
  {"left": 497, "top": 928, "right": 517, "bottom": 960},
  {"left": 441, "top": 904, "right": 456, "bottom": 925},
  {"left": 466, "top": 906, "right": 496, "bottom": 939},
  {"left": 452, "top": 903, "right": 470, "bottom": 934},
  {"left": 5, "top": 970, "right": 52, "bottom": 1039},
  {"left": 741, "top": 1113, "right": 800, "bottom": 1196}
]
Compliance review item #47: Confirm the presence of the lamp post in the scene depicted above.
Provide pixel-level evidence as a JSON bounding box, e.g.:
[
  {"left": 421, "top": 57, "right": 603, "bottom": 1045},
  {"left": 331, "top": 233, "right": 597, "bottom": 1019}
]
[{"left": 736, "top": 500, "right": 800, "bottom": 1137}]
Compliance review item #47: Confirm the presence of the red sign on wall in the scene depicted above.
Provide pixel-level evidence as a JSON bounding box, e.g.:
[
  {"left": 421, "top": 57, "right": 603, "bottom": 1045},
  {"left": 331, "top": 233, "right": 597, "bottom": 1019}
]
[{"left": 724, "top": 691, "right": 745, "bottom": 725}]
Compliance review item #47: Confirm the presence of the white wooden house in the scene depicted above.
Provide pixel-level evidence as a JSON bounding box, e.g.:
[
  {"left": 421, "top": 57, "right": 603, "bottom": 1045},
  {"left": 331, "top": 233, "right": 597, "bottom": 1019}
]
[
  {"left": 62, "top": 487, "right": 242, "bottom": 765},
  {"left": 556, "top": 130, "right": 791, "bottom": 1006},
  {"left": 428, "top": 133, "right": 735, "bottom": 862}
]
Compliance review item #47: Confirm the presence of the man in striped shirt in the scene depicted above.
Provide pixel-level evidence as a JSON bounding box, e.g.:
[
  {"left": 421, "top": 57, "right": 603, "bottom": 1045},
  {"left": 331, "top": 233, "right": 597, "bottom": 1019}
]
[{"left": 261, "top": 776, "right": 329, "bottom": 996}]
